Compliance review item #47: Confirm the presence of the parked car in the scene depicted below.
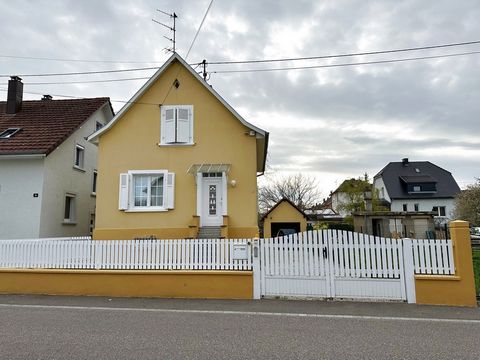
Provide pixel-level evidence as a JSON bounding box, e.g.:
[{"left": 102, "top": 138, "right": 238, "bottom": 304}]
[{"left": 276, "top": 229, "right": 297, "bottom": 237}]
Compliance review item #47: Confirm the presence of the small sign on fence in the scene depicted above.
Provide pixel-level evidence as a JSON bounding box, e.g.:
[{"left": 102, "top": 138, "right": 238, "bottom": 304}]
[{"left": 232, "top": 244, "right": 248, "bottom": 260}]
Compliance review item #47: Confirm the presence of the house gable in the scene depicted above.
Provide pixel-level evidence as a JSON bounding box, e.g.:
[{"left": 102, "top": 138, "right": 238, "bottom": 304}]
[{"left": 89, "top": 53, "right": 268, "bottom": 173}]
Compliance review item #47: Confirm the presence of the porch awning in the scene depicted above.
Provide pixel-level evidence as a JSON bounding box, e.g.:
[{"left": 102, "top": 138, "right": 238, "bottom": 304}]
[{"left": 187, "top": 163, "right": 231, "bottom": 174}]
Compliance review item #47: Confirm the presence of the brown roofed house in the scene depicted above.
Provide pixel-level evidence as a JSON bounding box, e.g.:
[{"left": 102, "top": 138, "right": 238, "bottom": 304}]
[{"left": 0, "top": 76, "right": 114, "bottom": 239}]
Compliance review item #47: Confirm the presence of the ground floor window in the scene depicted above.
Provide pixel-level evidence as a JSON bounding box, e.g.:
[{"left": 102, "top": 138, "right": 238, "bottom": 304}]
[
  {"left": 64, "top": 194, "right": 76, "bottom": 223},
  {"left": 133, "top": 174, "right": 164, "bottom": 207}
]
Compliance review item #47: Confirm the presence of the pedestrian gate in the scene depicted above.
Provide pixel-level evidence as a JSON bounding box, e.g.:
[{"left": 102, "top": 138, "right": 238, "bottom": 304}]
[{"left": 258, "top": 230, "right": 406, "bottom": 300}]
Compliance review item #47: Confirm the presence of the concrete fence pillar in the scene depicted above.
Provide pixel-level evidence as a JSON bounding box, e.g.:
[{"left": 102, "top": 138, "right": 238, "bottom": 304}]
[{"left": 414, "top": 220, "right": 477, "bottom": 307}]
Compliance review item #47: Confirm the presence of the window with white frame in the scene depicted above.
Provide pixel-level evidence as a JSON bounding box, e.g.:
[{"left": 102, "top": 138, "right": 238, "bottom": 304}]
[
  {"left": 119, "top": 170, "right": 175, "bottom": 211},
  {"left": 160, "top": 105, "right": 193, "bottom": 145},
  {"left": 64, "top": 193, "right": 76, "bottom": 223},
  {"left": 74, "top": 144, "right": 85, "bottom": 169}
]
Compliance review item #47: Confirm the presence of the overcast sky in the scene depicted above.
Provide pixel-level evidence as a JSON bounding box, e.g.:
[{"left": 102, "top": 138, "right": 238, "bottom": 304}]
[{"left": 1, "top": 0, "right": 479, "bottom": 198}]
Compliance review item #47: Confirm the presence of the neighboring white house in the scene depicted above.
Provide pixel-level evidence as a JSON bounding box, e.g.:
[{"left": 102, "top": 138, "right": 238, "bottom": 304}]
[
  {"left": 373, "top": 158, "right": 461, "bottom": 223},
  {"left": 0, "top": 76, "right": 114, "bottom": 239}
]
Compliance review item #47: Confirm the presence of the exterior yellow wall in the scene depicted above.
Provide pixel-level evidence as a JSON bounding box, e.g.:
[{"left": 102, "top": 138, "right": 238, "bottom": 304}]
[
  {"left": 0, "top": 269, "right": 253, "bottom": 299},
  {"left": 415, "top": 220, "right": 477, "bottom": 307},
  {"left": 94, "top": 60, "right": 259, "bottom": 239},
  {"left": 263, "top": 201, "right": 307, "bottom": 238}
]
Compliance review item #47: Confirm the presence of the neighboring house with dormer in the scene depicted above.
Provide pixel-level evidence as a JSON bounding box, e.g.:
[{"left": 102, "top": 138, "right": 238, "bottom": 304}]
[
  {"left": 0, "top": 76, "right": 114, "bottom": 239},
  {"left": 373, "top": 158, "right": 461, "bottom": 223},
  {"left": 88, "top": 53, "right": 269, "bottom": 240}
]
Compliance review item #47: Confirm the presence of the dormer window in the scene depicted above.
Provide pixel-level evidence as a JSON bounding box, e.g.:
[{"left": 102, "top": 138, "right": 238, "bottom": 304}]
[
  {"left": 413, "top": 185, "right": 421, "bottom": 192},
  {"left": 0, "top": 128, "right": 21, "bottom": 139}
]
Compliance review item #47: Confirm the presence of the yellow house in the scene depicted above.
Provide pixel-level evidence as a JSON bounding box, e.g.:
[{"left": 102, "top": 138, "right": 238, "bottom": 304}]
[
  {"left": 262, "top": 198, "right": 308, "bottom": 238},
  {"left": 88, "top": 53, "right": 268, "bottom": 240}
]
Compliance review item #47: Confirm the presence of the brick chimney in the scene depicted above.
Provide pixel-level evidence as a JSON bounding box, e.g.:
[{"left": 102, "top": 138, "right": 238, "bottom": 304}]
[{"left": 6, "top": 76, "right": 23, "bottom": 114}]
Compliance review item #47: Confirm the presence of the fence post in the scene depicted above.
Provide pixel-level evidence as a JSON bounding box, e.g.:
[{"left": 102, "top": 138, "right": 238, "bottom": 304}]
[
  {"left": 402, "top": 238, "right": 416, "bottom": 304},
  {"left": 252, "top": 239, "right": 261, "bottom": 300}
]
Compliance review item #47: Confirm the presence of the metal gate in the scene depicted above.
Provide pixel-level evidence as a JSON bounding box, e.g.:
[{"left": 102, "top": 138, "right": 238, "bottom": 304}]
[{"left": 259, "top": 230, "right": 406, "bottom": 301}]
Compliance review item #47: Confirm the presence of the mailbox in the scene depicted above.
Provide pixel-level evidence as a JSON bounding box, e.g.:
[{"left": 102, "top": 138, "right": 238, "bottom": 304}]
[{"left": 232, "top": 244, "right": 248, "bottom": 260}]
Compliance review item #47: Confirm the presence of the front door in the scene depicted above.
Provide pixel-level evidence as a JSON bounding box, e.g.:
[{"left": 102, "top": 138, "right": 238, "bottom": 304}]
[{"left": 201, "top": 177, "right": 223, "bottom": 226}]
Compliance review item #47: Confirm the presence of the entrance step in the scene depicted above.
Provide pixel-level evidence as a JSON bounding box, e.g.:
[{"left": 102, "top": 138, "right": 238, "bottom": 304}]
[{"left": 198, "top": 226, "right": 222, "bottom": 239}]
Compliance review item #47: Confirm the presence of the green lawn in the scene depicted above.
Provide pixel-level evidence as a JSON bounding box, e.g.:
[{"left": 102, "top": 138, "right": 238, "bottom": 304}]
[{"left": 473, "top": 249, "right": 480, "bottom": 297}]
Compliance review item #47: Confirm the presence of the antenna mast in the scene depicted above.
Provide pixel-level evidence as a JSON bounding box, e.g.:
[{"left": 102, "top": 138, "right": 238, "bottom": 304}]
[{"left": 152, "top": 10, "right": 178, "bottom": 53}]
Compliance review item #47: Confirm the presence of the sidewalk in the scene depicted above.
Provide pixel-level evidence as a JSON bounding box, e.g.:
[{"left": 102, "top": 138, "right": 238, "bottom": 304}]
[{"left": 0, "top": 294, "right": 478, "bottom": 321}]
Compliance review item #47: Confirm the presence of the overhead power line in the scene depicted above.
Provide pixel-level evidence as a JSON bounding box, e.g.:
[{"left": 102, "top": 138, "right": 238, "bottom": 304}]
[
  {"left": 7, "top": 49, "right": 480, "bottom": 85},
  {"left": 25, "top": 76, "right": 151, "bottom": 85},
  {"left": 0, "top": 54, "right": 167, "bottom": 65},
  {"left": 0, "top": 39, "right": 479, "bottom": 66},
  {"left": 204, "top": 39, "right": 480, "bottom": 65},
  {"left": 0, "top": 66, "right": 159, "bottom": 78},
  {"left": 210, "top": 50, "right": 480, "bottom": 74},
  {"left": 0, "top": 88, "right": 159, "bottom": 106},
  {"left": 185, "top": 0, "right": 214, "bottom": 59}
]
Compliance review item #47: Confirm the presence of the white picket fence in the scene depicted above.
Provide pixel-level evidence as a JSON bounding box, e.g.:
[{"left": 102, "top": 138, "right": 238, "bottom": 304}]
[
  {"left": 0, "top": 238, "right": 252, "bottom": 270},
  {"left": 0, "top": 231, "right": 457, "bottom": 303},
  {"left": 411, "top": 239, "right": 455, "bottom": 275}
]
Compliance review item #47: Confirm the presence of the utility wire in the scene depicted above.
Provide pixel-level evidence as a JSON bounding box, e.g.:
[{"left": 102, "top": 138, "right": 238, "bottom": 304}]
[
  {"left": 1, "top": 39, "right": 479, "bottom": 78},
  {"left": 204, "top": 40, "right": 480, "bottom": 65},
  {"left": 0, "top": 66, "right": 159, "bottom": 78},
  {"left": 185, "top": 0, "right": 213, "bottom": 59},
  {"left": 0, "top": 54, "right": 168, "bottom": 64},
  {"left": 25, "top": 77, "right": 151, "bottom": 85},
  {"left": 210, "top": 50, "right": 480, "bottom": 74},
  {"left": 1, "top": 39, "right": 479, "bottom": 66},
  {"left": 11, "top": 49, "right": 480, "bottom": 85},
  {"left": 0, "top": 88, "right": 159, "bottom": 106}
]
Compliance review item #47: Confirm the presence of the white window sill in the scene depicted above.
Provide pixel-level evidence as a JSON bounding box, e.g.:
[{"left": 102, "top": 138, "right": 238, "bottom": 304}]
[
  {"left": 73, "top": 165, "right": 86, "bottom": 173},
  {"left": 124, "top": 207, "right": 168, "bottom": 213},
  {"left": 62, "top": 220, "right": 77, "bottom": 225},
  {"left": 158, "top": 142, "right": 195, "bottom": 147}
]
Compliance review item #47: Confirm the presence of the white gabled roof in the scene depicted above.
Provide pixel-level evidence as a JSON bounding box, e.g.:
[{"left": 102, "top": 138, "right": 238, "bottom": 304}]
[{"left": 87, "top": 52, "right": 267, "bottom": 142}]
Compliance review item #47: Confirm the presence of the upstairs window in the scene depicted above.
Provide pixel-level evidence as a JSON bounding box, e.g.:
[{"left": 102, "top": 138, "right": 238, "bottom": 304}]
[
  {"left": 74, "top": 144, "right": 85, "bottom": 169},
  {"left": 160, "top": 105, "right": 193, "bottom": 145},
  {"left": 95, "top": 121, "right": 103, "bottom": 131},
  {"left": 402, "top": 204, "right": 408, "bottom": 211},
  {"left": 0, "top": 128, "right": 21, "bottom": 139},
  {"left": 414, "top": 203, "right": 419, "bottom": 212}
]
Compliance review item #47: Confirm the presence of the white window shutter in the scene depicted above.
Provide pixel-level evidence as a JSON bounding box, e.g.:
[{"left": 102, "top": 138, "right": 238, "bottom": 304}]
[
  {"left": 162, "top": 107, "right": 176, "bottom": 143},
  {"left": 166, "top": 172, "right": 175, "bottom": 209},
  {"left": 119, "top": 173, "right": 129, "bottom": 210},
  {"left": 176, "top": 107, "right": 190, "bottom": 143}
]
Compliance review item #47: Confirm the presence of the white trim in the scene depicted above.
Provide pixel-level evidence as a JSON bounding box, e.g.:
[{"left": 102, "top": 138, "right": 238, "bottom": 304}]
[
  {"left": 196, "top": 172, "right": 203, "bottom": 217},
  {"left": 87, "top": 53, "right": 266, "bottom": 143},
  {"left": 222, "top": 172, "right": 227, "bottom": 216}
]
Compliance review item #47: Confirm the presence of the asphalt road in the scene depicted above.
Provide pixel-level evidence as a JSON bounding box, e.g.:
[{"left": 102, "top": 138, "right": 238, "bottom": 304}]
[{"left": 0, "top": 295, "right": 479, "bottom": 360}]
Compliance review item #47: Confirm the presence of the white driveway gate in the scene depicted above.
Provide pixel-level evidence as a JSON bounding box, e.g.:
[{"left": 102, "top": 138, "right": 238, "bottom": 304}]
[{"left": 258, "top": 230, "right": 407, "bottom": 301}]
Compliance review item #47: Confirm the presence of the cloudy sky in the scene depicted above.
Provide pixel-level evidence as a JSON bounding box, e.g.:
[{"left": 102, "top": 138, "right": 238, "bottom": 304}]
[{"left": 1, "top": 0, "right": 479, "bottom": 198}]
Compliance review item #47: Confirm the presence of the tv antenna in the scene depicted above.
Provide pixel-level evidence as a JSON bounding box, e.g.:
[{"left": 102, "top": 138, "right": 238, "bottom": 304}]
[{"left": 152, "top": 9, "right": 178, "bottom": 53}]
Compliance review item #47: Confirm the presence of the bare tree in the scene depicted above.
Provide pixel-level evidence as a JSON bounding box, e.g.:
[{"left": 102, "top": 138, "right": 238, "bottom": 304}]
[{"left": 258, "top": 173, "right": 321, "bottom": 214}]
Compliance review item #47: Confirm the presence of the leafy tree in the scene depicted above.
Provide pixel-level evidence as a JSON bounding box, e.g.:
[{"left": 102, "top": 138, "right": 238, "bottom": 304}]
[
  {"left": 335, "top": 175, "right": 388, "bottom": 215},
  {"left": 454, "top": 179, "right": 480, "bottom": 226},
  {"left": 258, "top": 173, "right": 321, "bottom": 214}
]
